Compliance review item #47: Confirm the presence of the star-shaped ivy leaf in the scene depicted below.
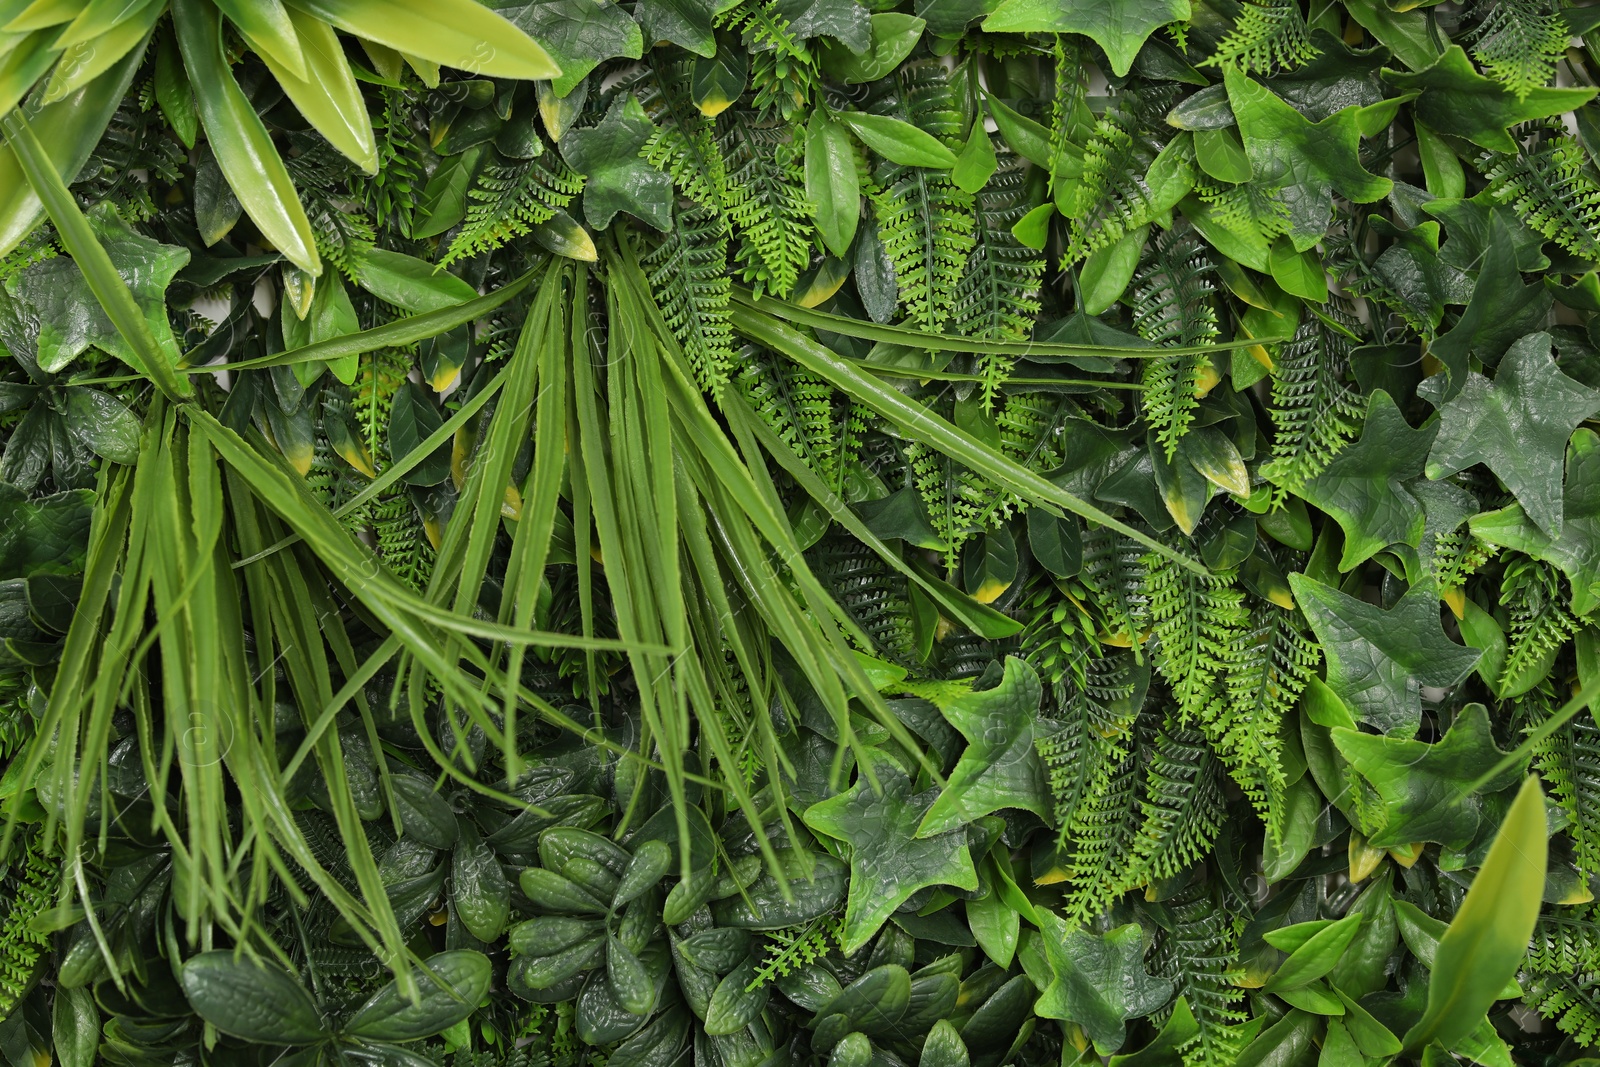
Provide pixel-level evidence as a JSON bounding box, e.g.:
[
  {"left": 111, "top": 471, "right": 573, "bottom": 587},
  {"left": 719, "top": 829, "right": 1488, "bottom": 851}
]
[
  {"left": 1289, "top": 575, "right": 1482, "bottom": 737},
  {"left": 1225, "top": 66, "right": 1392, "bottom": 251},
  {"left": 804, "top": 756, "right": 979, "bottom": 956},
  {"left": 1427, "top": 332, "right": 1600, "bottom": 539},
  {"left": 0, "top": 204, "right": 189, "bottom": 377},
  {"left": 918, "top": 657, "right": 1055, "bottom": 837},
  {"left": 982, "top": 0, "right": 1190, "bottom": 78},
  {"left": 1033, "top": 912, "right": 1174, "bottom": 1054},
  {"left": 635, "top": 0, "right": 739, "bottom": 57},
  {"left": 560, "top": 95, "right": 672, "bottom": 232},
  {"left": 1331, "top": 703, "right": 1527, "bottom": 848},
  {"left": 1426, "top": 216, "right": 1553, "bottom": 399},
  {"left": 497, "top": 0, "right": 644, "bottom": 97},
  {"left": 1471, "top": 428, "right": 1600, "bottom": 616},
  {"left": 1293, "top": 390, "right": 1437, "bottom": 571},
  {"left": 776, "top": 0, "right": 872, "bottom": 52},
  {"left": 1382, "top": 46, "right": 1596, "bottom": 152}
]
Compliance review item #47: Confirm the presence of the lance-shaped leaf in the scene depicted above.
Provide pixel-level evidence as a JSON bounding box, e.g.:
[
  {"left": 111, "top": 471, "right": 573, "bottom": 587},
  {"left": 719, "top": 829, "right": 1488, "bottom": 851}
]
[
  {"left": 803, "top": 756, "right": 979, "bottom": 955},
  {"left": 1471, "top": 428, "right": 1600, "bottom": 615},
  {"left": 1402, "top": 777, "right": 1548, "bottom": 1052},
  {"left": 1382, "top": 46, "right": 1596, "bottom": 152},
  {"left": 287, "top": 0, "right": 560, "bottom": 80},
  {"left": 1292, "top": 390, "right": 1436, "bottom": 571},
  {"left": 982, "top": 0, "right": 1190, "bottom": 77},
  {"left": 1032, "top": 912, "right": 1174, "bottom": 1055},
  {"left": 1331, "top": 704, "right": 1526, "bottom": 849},
  {"left": 918, "top": 656, "right": 1055, "bottom": 836},
  {"left": 1225, "top": 66, "right": 1392, "bottom": 251},
  {"left": 1427, "top": 332, "right": 1600, "bottom": 539},
  {"left": 1290, "top": 575, "right": 1482, "bottom": 736},
  {"left": 560, "top": 94, "right": 672, "bottom": 232}
]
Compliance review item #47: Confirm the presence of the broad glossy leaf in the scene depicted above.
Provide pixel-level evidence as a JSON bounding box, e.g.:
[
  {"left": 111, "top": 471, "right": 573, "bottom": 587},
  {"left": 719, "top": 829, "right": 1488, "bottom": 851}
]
[
  {"left": 982, "top": 0, "right": 1188, "bottom": 76},
  {"left": 352, "top": 247, "right": 478, "bottom": 313},
  {"left": 1402, "top": 777, "right": 1548, "bottom": 1052},
  {"left": 0, "top": 485, "right": 91, "bottom": 579},
  {"left": 343, "top": 950, "right": 492, "bottom": 1041},
  {"left": 803, "top": 757, "right": 979, "bottom": 954},
  {"left": 62, "top": 387, "right": 138, "bottom": 464},
  {"left": 289, "top": 0, "right": 560, "bottom": 80},
  {"left": 1427, "top": 332, "right": 1600, "bottom": 539},
  {"left": 560, "top": 95, "right": 670, "bottom": 231},
  {"left": 494, "top": 0, "right": 640, "bottom": 96},
  {"left": 805, "top": 111, "right": 860, "bottom": 258},
  {"left": 1264, "top": 913, "right": 1362, "bottom": 992},
  {"left": 1032, "top": 913, "right": 1174, "bottom": 1054},
  {"left": 1332, "top": 704, "right": 1526, "bottom": 848},
  {"left": 917, "top": 656, "right": 1055, "bottom": 835},
  {"left": 1290, "top": 575, "right": 1481, "bottom": 736},
  {"left": 179, "top": 952, "right": 326, "bottom": 1044},
  {"left": 835, "top": 110, "right": 958, "bottom": 168},
  {"left": 820, "top": 12, "right": 924, "bottom": 83}
]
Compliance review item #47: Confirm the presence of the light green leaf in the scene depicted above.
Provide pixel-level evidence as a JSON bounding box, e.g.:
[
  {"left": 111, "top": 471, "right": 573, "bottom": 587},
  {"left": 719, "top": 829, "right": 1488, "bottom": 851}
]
[
  {"left": 835, "top": 110, "right": 959, "bottom": 169},
  {"left": 982, "top": 0, "right": 1189, "bottom": 77},
  {"left": 1032, "top": 913, "right": 1174, "bottom": 1054}
]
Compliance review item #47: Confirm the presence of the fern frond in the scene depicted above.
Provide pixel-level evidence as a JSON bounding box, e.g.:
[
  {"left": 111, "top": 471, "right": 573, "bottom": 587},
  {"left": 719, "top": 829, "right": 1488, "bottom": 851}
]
[
  {"left": 442, "top": 150, "right": 585, "bottom": 266},
  {"left": 1480, "top": 122, "right": 1600, "bottom": 261},
  {"left": 1081, "top": 527, "right": 1150, "bottom": 647},
  {"left": 907, "top": 438, "right": 992, "bottom": 565},
  {"left": 1470, "top": 0, "right": 1567, "bottom": 100},
  {"left": 748, "top": 916, "right": 842, "bottom": 990},
  {"left": 1258, "top": 310, "right": 1365, "bottom": 494},
  {"left": 373, "top": 490, "right": 436, "bottom": 593},
  {"left": 1204, "top": 0, "right": 1320, "bottom": 74},
  {"left": 351, "top": 349, "right": 413, "bottom": 463},
  {"left": 1120, "top": 721, "right": 1227, "bottom": 891},
  {"left": 868, "top": 62, "right": 975, "bottom": 331},
  {"left": 1150, "top": 881, "right": 1248, "bottom": 1067},
  {"left": 717, "top": 115, "right": 814, "bottom": 298},
  {"left": 808, "top": 536, "right": 921, "bottom": 665},
  {"left": 1064, "top": 85, "right": 1182, "bottom": 264},
  {"left": 1133, "top": 228, "right": 1219, "bottom": 457},
  {"left": 954, "top": 153, "right": 1044, "bottom": 403},
  {"left": 638, "top": 57, "right": 728, "bottom": 208},
  {"left": 734, "top": 342, "right": 837, "bottom": 484},
  {"left": 1216, "top": 605, "right": 1319, "bottom": 837},
  {"left": 1144, "top": 553, "right": 1249, "bottom": 723},
  {"left": 0, "top": 833, "right": 52, "bottom": 1019},
  {"left": 355, "top": 84, "right": 426, "bottom": 234},
  {"left": 1500, "top": 558, "right": 1581, "bottom": 693},
  {"left": 1435, "top": 528, "right": 1499, "bottom": 595},
  {"left": 645, "top": 206, "right": 736, "bottom": 400},
  {"left": 1057, "top": 723, "right": 1150, "bottom": 925}
]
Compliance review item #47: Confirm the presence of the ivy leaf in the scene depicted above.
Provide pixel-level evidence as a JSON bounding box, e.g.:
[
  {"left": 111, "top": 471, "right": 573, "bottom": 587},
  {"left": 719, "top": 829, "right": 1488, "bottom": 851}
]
[
  {"left": 496, "top": 0, "right": 644, "bottom": 97},
  {"left": 1425, "top": 216, "right": 1554, "bottom": 398},
  {"left": 1382, "top": 46, "right": 1596, "bottom": 152},
  {"left": 1331, "top": 704, "right": 1527, "bottom": 848},
  {"left": 803, "top": 755, "right": 980, "bottom": 956},
  {"left": 776, "top": 0, "right": 872, "bottom": 52},
  {"left": 1033, "top": 912, "right": 1174, "bottom": 1054},
  {"left": 1427, "top": 332, "right": 1600, "bottom": 539},
  {"left": 1293, "top": 390, "right": 1437, "bottom": 571},
  {"left": 1471, "top": 428, "right": 1600, "bottom": 616},
  {"left": 981, "top": 0, "right": 1190, "bottom": 78},
  {"left": 0, "top": 484, "right": 93, "bottom": 580},
  {"left": 1289, "top": 574, "right": 1482, "bottom": 736},
  {"left": 560, "top": 95, "right": 673, "bottom": 232},
  {"left": 0, "top": 205, "right": 189, "bottom": 376},
  {"left": 1225, "top": 66, "right": 1392, "bottom": 251},
  {"left": 635, "top": 0, "right": 738, "bottom": 57},
  {"left": 918, "top": 657, "right": 1055, "bottom": 837}
]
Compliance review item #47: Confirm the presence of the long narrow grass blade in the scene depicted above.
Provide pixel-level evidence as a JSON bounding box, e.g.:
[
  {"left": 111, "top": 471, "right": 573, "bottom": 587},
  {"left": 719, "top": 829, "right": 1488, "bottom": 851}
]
[{"left": 0, "top": 109, "right": 190, "bottom": 398}]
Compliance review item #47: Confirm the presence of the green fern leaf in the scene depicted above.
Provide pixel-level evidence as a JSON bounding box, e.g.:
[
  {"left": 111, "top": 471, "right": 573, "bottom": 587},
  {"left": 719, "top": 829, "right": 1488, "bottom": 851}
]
[
  {"left": 1133, "top": 228, "right": 1220, "bottom": 458},
  {"left": 644, "top": 206, "right": 736, "bottom": 400}
]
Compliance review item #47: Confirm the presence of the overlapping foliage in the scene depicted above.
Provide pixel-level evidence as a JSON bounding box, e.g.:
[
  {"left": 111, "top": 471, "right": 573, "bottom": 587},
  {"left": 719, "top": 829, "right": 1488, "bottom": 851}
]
[{"left": 0, "top": 0, "right": 1598, "bottom": 1065}]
